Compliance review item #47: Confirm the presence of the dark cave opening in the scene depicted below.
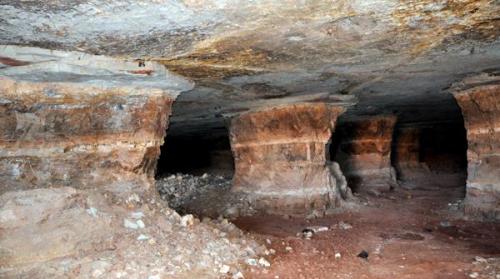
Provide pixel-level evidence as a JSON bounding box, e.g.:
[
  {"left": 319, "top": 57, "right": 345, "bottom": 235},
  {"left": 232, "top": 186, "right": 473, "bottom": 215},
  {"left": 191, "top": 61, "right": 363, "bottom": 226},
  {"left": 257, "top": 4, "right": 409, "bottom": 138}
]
[{"left": 156, "top": 130, "right": 235, "bottom": 178}]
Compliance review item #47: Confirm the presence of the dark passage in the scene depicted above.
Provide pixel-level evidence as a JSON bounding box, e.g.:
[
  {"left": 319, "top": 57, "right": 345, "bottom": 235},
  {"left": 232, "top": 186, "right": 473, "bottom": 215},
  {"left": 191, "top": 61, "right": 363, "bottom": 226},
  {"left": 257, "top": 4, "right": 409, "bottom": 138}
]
[{"left": 156, "top": 130, "right": 234, "bottom": 177}]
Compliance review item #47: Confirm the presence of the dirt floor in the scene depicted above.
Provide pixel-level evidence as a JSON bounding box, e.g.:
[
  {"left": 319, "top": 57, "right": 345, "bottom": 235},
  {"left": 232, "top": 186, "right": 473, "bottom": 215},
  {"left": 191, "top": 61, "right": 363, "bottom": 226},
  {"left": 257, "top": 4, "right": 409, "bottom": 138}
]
[{"left": 234, "top": 177, "right": 500, "bottom": 279}]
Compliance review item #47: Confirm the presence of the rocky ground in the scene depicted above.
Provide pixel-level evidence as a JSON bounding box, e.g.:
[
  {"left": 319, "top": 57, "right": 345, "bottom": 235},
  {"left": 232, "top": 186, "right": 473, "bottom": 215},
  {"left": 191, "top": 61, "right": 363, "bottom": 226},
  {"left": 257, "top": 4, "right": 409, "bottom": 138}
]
[
  {"left": 0, "top": 186, "right": 270, "bottom": 279},
  {"left": 156, "top": 173, "right": 255, "bottom": 218},
  {"left": 233, "top": 176, "right": 500, "bottom": 279}
]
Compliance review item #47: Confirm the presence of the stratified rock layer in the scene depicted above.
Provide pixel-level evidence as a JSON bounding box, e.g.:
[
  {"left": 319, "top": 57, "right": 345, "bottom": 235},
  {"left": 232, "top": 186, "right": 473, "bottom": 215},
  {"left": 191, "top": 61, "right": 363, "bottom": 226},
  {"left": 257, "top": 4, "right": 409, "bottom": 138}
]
[
  {"left": 393, "top": 127, "right": 429, "bottom": 183},
  {"left": 230, "top": 103, "right": 348, "bottom": 215},
  {"left": 452, "top": 76, "right": 500, "bottom": 221},
  {"left": 335, "top": 115, "right": 397, "bottom": 194},
  {"left": 0, "top": 46, "right": 191, "bottom": 195}
]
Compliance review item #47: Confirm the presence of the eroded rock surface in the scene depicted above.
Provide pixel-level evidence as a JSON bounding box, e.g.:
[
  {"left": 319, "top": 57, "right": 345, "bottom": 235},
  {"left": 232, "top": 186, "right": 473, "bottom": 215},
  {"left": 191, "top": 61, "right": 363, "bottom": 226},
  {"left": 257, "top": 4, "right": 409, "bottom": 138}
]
[
  {"left": 0, "top": 46, "right": 191, "bottom": 196},
  {"left": 393, "top": 127, "right": 429, "bottom": 184},
  {"left": 335, "top": 115, "right": 397, "bottom": 194},
  {"left": 452, "top": 74, "right": 500, "bottom": 221},
  {"left": 229, "top": 103, "right": 350, "bottom": 215}
]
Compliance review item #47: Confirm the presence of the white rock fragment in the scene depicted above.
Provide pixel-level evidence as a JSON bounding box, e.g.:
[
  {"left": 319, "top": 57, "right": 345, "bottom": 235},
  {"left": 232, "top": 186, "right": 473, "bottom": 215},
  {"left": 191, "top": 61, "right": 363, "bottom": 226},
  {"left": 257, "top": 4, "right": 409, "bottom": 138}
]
[
  {"left": 131, "top": 211, "right": 145, "bottom": 219},
  {"left": 246, "top": 258, "right": 257, "bottom": 266},
  {"left": 233, "top": 271, "right": 244, "bottom": 279},
  {"left": 469, "top": 272, "right": 479, "bottom": 278},
  {"left": 127, "top": 193, "right": 141, "bottom": 203},
  {"left": 285, "top": 246, "right": 293, "bottom": 252},
  {"left": 338, "top": 221, "right": 353, "bottom": 230},
  {"left": 86, "top": 207, "right": 98, "bottom": 217},
  {"left": 136, "top": 219, "right": 145, "bottom": 229},
  {"left": 137, "top": 234, "right": 150, "bottom": 241},
  {"left": 124, "top": 218, "right": 139, "bottom": 229},
  {"left": 219, "top": 265, "right": 230, "bottom": 274},
  {"left": 180, "top": 214, "right": 194, "bottom": 227},
  {"left": 258, "top": 257, "right": 271, "bottom": 267},
  {"left": 335, "top": 252, "right": 341, "bottom": 259},
  {"left": 148, "top": 275, "right": 160, "bottom": 279}
]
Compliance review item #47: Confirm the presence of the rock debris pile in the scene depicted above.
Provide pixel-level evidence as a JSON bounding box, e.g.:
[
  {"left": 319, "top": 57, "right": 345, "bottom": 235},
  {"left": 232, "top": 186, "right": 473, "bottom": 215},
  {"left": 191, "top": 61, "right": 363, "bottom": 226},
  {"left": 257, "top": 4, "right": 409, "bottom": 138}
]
[
  {"left": 0, "top": 187, "right": 268, "bottom": 278},
  {"left": 156, "top": 173, "right": 253, "bottom": 218}
]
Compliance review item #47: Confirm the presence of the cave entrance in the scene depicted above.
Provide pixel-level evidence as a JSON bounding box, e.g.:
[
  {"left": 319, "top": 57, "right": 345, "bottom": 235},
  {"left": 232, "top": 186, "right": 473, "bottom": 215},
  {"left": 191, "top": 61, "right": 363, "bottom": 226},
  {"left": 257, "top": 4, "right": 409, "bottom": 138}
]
[{"left": 155, "top": 128, "right": 235, "bottom": 216}]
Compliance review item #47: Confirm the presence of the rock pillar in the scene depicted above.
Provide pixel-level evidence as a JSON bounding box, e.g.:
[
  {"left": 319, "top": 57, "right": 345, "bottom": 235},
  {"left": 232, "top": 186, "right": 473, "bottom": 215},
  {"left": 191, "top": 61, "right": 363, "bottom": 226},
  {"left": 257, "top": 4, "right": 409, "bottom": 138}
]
[
  {"left": 230, "top": 103, "right": 348, "bottom": 215},
  {"left": 0, "top": 46, "right": 191, "bottom": 197},
  {"left": 452, "top": 76, "right": 500, "bottom": 220},
  {"left": 393, "top": 127, "right": 429, "bottom": 182},
  {"left": 335, "top": 115, "right": 397, "bottom": 194}
]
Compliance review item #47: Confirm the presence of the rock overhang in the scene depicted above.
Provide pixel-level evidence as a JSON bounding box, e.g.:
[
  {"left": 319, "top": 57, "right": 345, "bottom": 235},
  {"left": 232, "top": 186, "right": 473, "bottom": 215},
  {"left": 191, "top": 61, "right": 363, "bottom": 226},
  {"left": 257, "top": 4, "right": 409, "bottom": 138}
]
[{"left": 0, "top": 0, "right": 499, "bottom": 136}]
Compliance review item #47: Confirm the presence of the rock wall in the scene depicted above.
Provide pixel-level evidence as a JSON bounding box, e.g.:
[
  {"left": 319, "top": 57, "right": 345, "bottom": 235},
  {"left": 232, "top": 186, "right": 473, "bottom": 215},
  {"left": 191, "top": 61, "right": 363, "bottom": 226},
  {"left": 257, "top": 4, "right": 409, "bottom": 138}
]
[
  {"left": 335, "top": 115, "right": 397, "bottom": 194},
  {"left": 393, "top": 127, "right": 428, "bottom": 182},
  {"left": 0, "top": 46, "right": 191, "bottom": 196},
  {"left": 229, "top": 103, "right": 349, "bottom": 215},
  {"left": 452, "top": 76, "right": 500, "bottom": 220}
]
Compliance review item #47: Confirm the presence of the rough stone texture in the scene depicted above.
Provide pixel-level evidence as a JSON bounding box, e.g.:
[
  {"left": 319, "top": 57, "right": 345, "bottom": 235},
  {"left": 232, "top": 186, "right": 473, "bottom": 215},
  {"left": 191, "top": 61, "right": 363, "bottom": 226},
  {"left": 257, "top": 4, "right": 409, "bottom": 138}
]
[
  {"left": 0, "top": 46, "right": 192, "bottom": 195},
  {"left": 0, "top": 187, "right": 267, "bottom": 278},
  {"left": 452, "top": 74, "right": 500, "bottom": 221},
  {"left": 229, "top": 103, "right": 350, "bottom": 215},
  {"left": 1, "top": 1, "right": 499, "bottom": 137},
  {"left": 393, "top": 127, "right": 429, "bottom": 182},
  {"left": 335, "top": 115, "right": 397, "bottom": 194}
]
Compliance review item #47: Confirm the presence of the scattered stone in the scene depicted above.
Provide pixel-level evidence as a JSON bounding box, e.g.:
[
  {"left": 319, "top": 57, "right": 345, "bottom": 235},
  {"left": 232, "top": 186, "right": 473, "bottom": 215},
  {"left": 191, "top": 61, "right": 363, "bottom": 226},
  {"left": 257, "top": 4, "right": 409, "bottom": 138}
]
[
  {"left": 338, "top": 221, "right": 353, "bottom": 230},
  {"left": 180, "top": 214, "right": 195, "bottom": 227},
  {"left": 357, "top": 250, "right": 369, "bottom": 260},
  {"left": 86, "top": 207, "right": 98, "bottom": 218},
  {"left": 246, "top": 258, "right": 258, "bottom": 266},
  {"left": 440, "top": 220, "right": 452, "bottom": 227},
  {"left": 335, "top": 252, "right": 341, "bottom": 260},
  {"left": 300, "top": 228, "right": 315, "bottom": 239},
  {"left": 136, "top": 219, "right": 145, "bottom": 229},
  {"left": 474, "top": 256, "right": 487, "bottom": 263},
  {"left": 469, "top": 272, "right": 479, "bottom": 278},
  {"left": 285, "top": 246, "right": 293, "bottom": 252},
  {"left": 219, "top": 265, "right": 230, "bottom": 274},
  {"left": 137, "top": 234, "right": 150, "bottom": 241},
  {"left": 233, "top": 271, "right": 244, "bottom": 279},
  {"left": 131, "top": 211, "right": 145, "bottom": 219},
  {"left": 124, "top": 218, "right": 139, "bottom": 230},
  {"left": 259, "top": 257, "right": 271, "bottom": 267}
]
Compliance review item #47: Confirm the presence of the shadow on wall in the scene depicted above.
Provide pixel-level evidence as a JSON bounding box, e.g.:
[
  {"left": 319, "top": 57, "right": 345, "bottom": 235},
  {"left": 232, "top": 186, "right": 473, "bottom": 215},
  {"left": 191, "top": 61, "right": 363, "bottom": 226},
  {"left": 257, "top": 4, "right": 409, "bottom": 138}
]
[{"left": 156, "top": 131, "right": 235, "bottom": 177}]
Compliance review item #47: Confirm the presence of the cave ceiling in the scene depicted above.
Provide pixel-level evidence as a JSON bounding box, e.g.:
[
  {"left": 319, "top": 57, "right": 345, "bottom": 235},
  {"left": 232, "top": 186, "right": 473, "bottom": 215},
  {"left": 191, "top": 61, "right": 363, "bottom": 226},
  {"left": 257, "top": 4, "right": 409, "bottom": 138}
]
[{"left": 1, "top": 0, "right": 500, "bottom": 136}]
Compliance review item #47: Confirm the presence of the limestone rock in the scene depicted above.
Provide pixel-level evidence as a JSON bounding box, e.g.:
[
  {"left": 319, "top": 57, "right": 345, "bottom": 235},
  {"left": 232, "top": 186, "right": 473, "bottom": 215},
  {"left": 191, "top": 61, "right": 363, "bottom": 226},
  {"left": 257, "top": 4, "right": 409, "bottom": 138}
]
[
  {"left": 335, "top": 115, "right": 397, "bottom": 194},
  {"left": 229, "top": 103, "right": 348, "bottom": 215},
  {"left": 452, "top": 75, "right": 500, "bottom": 221},
  {"left": 0, "top": 46, "right": 191, "bottom": 195}
]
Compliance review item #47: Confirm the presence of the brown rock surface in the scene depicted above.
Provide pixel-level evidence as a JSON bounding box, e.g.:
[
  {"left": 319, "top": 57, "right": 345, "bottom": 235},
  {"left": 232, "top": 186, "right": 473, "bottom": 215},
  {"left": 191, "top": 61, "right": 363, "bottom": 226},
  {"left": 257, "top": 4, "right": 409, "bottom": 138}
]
[
  {"left": 0, "top": 46, "right": 190, "bottom": 196},
  {"left": 393, "top": 127, "right": 429, "bottom": 183},
  {"left": 230, "top": 103, "right": 350, "bottom": 215},
  {"left": 335, "top": 115, "right": 397, "bottom": 194},
  {"left": 452, "top": 75, "right": 500, "bottom": 221}
]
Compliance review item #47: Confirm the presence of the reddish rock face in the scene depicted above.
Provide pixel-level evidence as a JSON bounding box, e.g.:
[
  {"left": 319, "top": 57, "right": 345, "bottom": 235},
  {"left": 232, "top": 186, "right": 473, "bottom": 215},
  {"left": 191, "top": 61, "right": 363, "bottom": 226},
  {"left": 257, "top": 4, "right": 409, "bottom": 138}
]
[
  {"left": 453, "top": 79, "right": 500, "bottom": 220},
  {"left": 0, "top": 78, "right": 175, "bottom": 196},
  {"left": 230, "top": 103, "right": 347, "bottom": 215},
  {"left": 335, "top": 115, "right": 397, "bottom": 194},
  {"left": 393, "top": 127, "right": 429, "bottom": 182}
]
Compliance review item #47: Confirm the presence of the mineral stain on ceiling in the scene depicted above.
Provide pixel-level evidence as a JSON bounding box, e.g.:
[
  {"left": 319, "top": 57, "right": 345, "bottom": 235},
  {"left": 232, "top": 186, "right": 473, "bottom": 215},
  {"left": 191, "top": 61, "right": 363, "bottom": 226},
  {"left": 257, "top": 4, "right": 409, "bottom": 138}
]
[{"left": 1, "top": 0, "right": 499, "bottom": 135}]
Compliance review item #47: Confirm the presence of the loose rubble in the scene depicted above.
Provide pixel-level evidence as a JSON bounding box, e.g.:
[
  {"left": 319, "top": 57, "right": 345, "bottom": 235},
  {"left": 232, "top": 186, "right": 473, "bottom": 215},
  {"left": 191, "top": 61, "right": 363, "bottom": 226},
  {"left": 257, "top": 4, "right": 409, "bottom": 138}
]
[
  {"left": 156, "top": 173, "right": 254, "bottom": 218},
  {"left": 0, "top": 187, "right": 268, "bottom": 278}
]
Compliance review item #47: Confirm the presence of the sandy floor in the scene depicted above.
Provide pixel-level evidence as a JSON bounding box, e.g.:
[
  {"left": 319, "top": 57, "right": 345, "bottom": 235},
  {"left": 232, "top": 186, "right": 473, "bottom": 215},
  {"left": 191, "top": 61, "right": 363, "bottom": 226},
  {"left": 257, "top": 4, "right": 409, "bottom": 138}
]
[{"left": 234, "top": 181, "right": 500, "bottom": 279}]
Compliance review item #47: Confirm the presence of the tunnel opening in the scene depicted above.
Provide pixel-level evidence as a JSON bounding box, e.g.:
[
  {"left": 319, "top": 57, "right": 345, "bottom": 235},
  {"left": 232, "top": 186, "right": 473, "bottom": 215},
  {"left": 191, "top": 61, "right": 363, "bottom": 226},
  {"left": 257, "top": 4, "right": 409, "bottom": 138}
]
[
  {"left": 155, "top": 126, "right": 236, "bottom": 216},
  {"left": 155, "top": 130, "right": 234, "bottom": 178}
]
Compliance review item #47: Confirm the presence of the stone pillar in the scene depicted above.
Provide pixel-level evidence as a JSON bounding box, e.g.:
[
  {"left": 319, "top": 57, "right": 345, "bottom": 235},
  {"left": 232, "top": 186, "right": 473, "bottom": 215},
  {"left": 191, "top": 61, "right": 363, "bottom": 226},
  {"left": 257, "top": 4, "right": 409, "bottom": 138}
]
[
  {"left": 230, "top": 103, "right": 347, "bottom": 215},
  {"left": 393, "top": 127, "right": 429, "bottom": 182},
  {"left": 452, "top": 77, "right": 500, "bottom": 220},
  {"left": 0, "top": 46, "right": 191, "bottom": 197},
  {"left": 335, "top": 115, "right": 397, "bottom": 194}
]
